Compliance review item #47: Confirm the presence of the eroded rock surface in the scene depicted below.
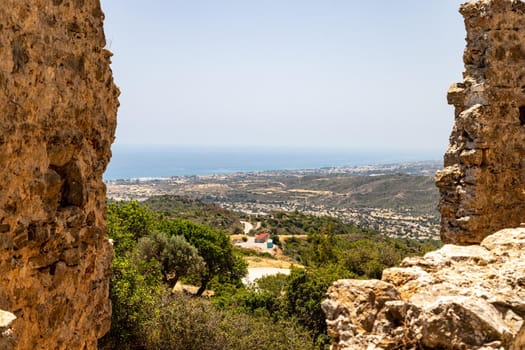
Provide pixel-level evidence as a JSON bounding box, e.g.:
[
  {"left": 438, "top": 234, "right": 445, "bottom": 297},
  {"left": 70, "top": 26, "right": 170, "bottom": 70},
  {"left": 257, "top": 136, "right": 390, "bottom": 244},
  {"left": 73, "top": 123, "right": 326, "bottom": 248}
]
[
  {"left": 323, "top": 228, "right": 525, "bottom": 349},
  {"left": 0, "top": 1, "right": 118, "bottom": 349},
  {"left": 436, "top": 0, "right": 525, "bottom": 244}
]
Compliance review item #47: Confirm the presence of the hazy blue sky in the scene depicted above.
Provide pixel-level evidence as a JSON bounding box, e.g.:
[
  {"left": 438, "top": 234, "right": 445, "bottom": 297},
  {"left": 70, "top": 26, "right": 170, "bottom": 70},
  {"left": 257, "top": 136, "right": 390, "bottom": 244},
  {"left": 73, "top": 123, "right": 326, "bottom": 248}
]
[{"left": 100, "top": 0, "right": 466, "bottom": 153}]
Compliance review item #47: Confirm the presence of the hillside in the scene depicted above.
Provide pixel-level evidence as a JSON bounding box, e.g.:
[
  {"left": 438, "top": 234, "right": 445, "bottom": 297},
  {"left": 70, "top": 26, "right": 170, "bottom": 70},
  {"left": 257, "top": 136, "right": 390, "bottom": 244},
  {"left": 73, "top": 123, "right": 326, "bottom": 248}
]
[
  {"left": 251, "top": 210, "right": 374, "bottom": 236},
  {"left": 143, "top": 195, "right": 376, "bottom": 237},
  {"left": 291, "top": 174, "right": 437, "bottom": 213},
  {"left": 143, "top": 195, "right": 243, "bottom": 233}
]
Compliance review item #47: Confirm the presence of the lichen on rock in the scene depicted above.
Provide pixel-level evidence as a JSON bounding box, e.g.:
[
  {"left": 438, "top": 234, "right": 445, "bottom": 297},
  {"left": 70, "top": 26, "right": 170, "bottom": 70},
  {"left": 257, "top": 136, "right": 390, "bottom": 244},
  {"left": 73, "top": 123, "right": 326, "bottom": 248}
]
[{"left": 0, "top": 0, "right": 118, "bottom": 349}]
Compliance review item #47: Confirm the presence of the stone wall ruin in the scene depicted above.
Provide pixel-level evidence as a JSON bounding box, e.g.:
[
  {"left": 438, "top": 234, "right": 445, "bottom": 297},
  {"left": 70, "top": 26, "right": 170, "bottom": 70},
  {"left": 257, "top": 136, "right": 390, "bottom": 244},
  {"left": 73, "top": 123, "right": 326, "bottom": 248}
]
[
  {"left": 0, "top": 1, "right": 118, "bottom": 349},
  {"left": 436, "top": 0, "right": 525, "bottom": 244},
  {"left": 323, "top": 1, "right": 525, "bottom": 349}
]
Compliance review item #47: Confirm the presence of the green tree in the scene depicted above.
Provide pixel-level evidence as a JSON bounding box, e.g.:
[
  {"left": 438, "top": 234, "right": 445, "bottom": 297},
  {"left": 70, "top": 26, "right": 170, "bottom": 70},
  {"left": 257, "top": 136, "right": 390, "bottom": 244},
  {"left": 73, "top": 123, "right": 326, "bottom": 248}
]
[
  {"left": 138, "top": 232, "right": 205, "bottom": 288},
  {"left": 285, "top": 267, "right": 331, "bottom": 343},
  {"left": 107, "top": 200, "right": 156, "bottom": 255},
  {"left": 160, "top": 219, "right": 247, "bottom": 296},
  {"left": 102, "top": 254, "right": 163, "bottom": 349}
]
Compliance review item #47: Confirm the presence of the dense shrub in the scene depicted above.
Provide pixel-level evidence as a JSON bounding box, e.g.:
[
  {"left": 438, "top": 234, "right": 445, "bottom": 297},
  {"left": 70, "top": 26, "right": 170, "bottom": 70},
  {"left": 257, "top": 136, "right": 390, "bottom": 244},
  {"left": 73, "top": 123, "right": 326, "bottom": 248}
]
[{"left": 143, "top": 293, "right": 316, "bottom": 350}]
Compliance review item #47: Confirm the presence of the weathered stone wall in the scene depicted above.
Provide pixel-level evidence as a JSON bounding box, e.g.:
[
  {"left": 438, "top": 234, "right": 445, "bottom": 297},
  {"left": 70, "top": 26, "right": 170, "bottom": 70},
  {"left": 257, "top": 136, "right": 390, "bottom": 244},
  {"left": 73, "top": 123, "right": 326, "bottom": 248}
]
[
  {"left": 0, "top": 1, "right": 118, "bottom": 349},
  {"left": 436, "top": 0, "right": 525, "bottom": 244}
]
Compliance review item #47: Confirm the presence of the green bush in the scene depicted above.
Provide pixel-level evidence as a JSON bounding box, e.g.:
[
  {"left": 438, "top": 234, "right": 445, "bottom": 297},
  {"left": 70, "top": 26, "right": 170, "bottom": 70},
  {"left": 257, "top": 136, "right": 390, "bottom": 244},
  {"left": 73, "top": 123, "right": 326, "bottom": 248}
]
[
  {"left": 142, "top": 292, "right": 316, "bottom": 350},
  {"left": 100, "top": 254, "right": 163, "bottom": 349}
]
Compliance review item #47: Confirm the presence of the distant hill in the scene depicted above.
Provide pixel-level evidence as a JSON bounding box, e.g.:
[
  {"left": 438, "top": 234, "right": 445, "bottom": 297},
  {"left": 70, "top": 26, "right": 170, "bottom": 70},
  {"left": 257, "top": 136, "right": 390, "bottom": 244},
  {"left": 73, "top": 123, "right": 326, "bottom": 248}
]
[
  {"left": 143, "top": 195, "right": 243, "bottom": 234},
  {"left": 205, "top": 173, "right": 438, "bottom": 217},
  {"left": 285, "top": 174, "right": 438, "bottom": 214}
]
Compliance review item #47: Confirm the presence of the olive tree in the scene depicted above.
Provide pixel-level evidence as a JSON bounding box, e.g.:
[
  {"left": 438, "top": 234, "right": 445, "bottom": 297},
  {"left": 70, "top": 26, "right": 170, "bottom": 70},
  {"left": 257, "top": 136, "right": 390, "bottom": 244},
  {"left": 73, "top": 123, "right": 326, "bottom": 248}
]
[{"left": 138, "top": 232, "right": 205, "bottom": 288}]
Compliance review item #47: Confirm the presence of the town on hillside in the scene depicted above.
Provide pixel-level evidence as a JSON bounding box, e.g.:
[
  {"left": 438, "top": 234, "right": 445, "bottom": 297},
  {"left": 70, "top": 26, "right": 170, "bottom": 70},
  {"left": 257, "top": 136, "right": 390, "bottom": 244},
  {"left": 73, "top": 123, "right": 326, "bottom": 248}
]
[{"left": 106, "top": 161, "right": 441, "bottom": 240}]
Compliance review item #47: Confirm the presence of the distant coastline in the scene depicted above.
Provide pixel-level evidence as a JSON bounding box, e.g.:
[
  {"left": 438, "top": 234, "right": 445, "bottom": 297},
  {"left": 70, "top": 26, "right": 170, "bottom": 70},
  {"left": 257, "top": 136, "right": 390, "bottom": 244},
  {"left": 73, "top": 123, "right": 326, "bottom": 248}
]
[
  {"left": 104, "top": 145, "right": 443, "bottom": 180},
  {"left": 106, "top": 160, "right": 442, "bottom": 240}
]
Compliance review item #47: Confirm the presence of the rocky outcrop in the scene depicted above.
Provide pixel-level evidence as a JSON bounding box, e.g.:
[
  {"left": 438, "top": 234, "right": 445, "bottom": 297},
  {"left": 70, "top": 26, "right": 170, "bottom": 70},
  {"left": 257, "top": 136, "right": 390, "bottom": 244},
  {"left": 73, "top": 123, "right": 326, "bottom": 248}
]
[
  {"left": 0, "top": 1, "right": 118, "bottom": 349},
  {"left": 322, "top": 227, "right": 525, "bottom": 349},
  {"left": 436, "top": 0, "right": 525, "bottom": 245}
]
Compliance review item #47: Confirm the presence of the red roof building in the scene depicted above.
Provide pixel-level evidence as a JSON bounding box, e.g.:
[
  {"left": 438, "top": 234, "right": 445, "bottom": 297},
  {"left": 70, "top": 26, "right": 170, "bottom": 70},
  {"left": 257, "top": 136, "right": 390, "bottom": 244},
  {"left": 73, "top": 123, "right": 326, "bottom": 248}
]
[{"left": 254, "top": 233, "right": 270, "bottom": 243}]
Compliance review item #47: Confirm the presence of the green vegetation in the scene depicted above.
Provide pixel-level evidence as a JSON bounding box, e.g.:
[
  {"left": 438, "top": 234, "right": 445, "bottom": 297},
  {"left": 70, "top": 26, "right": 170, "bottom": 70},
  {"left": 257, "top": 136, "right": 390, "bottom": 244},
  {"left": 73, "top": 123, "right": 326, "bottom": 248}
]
[
  {"left": 143, "top": 195, "right": 243, "bottom": 233},
  {"left": 282, "top": 233, "right": 439, "bottom": 276},
  {"left": 252, "top": 210, "right": 374, "bottom": 236},
  {"left": 138, "top": 232, "right": 204, "bottom": 288},
  {"left": 159, "top": 218, "right": 247, "bottom": 296},
  {"left": 100, "top": 200, "right": 314, "bottom": 349},
  {"left": 141, "top": 292, "right": 315, "bottom": 350},
  {"left": 101, "top": 196, "right": 440, "bottom": 349},
  {"left": 108, "top": 167, "right": 442, "bottom": 240}
]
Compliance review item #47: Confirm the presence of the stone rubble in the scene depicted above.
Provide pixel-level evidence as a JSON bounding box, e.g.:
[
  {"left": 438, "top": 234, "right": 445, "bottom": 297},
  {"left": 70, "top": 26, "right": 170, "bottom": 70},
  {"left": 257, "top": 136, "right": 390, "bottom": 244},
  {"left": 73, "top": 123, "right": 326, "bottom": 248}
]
[{"left": 322, "top": 228, "right": 525, "bottom": 349}]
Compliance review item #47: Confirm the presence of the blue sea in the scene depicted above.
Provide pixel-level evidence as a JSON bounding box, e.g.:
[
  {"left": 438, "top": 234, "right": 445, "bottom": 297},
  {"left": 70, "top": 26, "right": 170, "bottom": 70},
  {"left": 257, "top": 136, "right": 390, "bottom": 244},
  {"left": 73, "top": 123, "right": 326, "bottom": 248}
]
[{"left": 104, "top": 145, "right": 442, "bottom": 180}]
